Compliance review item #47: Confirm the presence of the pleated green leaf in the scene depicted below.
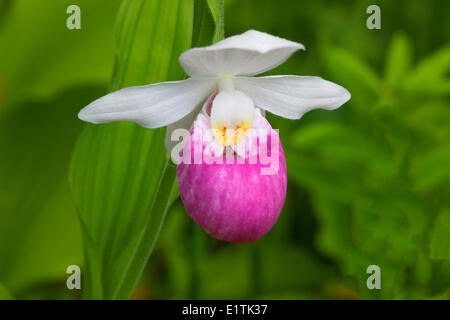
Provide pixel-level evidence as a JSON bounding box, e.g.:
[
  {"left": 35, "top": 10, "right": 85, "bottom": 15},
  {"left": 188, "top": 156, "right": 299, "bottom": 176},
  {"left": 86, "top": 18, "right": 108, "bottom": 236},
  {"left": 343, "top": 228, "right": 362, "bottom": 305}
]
[
  {"left": 192, "top": 0, "right": 224, "bottom": 47},
  {"left": 70, "top": 0, "right": 193, "bottom": 300},
  {"left": 70, "top": 0, "right": 223, "bottom": 299},
  {"left": 0, "top": 0, "right": 121, "bottom": 108},
  {"left": 0, "top": 87, "right": 99, "bottom": 295}
]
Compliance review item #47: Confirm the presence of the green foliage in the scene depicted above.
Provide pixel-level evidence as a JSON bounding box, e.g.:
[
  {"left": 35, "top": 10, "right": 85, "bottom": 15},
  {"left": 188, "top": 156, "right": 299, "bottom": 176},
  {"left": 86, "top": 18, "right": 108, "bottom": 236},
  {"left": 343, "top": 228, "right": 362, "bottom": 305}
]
[
  {"left": 151, "top": 200, "right": 335, "bottom": 299},
  {"left": 430, "top": 210, "right": 450, "bottom": 260},
  {"left": 322, "top": 46, "right": 380, "bottom": 105},
  {"left": 69, "top": 0, "right": 194, "bottom": 299},
  {"left": 384, "top": 33, "right": 412, "bottom": 87},
  {"left": 0, "top": 0, "right": 448, "bottom": 300},
  {"left": 286, "top": 31, "right": 450, "bottom": 298},
  {"left": 69, "top": 0, "right": 223, "bottom": 299},
  {"left": 0, "top": 0, "right": 121, "bottom": 107},
  {"left": 206, "top": 0, "right": 225, "bottom": 42},
  {"left": 192, "top": 0, "right": 224, "bottom": 46},
  {"left": 0, "top": 86, "right": 104, "bottom": 297},
  {"left": 0, "top": 283, "right": 13, "bottom": 300},
  {"left": 404, "top": 46, "right": 450, "bottom": 96}
]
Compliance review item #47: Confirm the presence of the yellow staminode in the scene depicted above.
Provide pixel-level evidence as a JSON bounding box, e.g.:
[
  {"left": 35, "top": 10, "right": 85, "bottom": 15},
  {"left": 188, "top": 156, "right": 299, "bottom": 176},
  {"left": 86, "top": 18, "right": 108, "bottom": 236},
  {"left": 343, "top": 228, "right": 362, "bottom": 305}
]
[
  {"left": 212, "top": 121, "right": 252, "bottom": 146},
  {"left": 210, "top": 86, "right": 256, "bottom": 147}
]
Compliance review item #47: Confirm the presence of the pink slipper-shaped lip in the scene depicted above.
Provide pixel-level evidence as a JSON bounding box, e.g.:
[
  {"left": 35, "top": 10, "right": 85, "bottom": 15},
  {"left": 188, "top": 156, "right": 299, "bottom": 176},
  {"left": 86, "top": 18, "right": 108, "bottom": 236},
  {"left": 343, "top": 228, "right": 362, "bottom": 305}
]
[{"left": 177, "top": 117, "right": 287, "bottom": 243}]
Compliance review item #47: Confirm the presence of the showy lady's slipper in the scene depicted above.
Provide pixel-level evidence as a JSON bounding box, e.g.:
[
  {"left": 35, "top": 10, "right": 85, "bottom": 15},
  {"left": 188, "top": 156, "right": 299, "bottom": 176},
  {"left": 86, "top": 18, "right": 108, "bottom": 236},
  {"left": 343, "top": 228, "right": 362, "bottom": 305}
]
[{"left": 79, "top": 30, "right": 350, "bottom": 243}]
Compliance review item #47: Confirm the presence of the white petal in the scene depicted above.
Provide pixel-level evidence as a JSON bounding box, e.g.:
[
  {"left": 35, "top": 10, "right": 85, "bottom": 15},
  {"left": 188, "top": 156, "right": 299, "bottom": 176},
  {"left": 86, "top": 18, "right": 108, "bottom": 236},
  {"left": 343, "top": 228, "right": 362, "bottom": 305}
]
[
  {"left": 235, "top": 75, "right": 351, "bottom": 119},
  {"left": 78, "top": 78, "right": 216, "bottom": 128},
  {"left": 179, "top": 30, "right": 304, "bottom": 77}
]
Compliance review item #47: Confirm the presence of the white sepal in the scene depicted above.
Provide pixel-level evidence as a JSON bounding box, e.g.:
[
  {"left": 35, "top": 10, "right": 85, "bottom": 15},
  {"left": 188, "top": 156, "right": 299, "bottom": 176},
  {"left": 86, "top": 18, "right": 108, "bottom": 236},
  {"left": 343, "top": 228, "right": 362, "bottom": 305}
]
[
  {"left": 235, "top": 75, "right": 351, "bottom": 119},
  {"left": 179, "top": 30, "right": 304, "bottom": 77},
  {"left": 78, "top": 78, "right": 216, "bottom": 128}
]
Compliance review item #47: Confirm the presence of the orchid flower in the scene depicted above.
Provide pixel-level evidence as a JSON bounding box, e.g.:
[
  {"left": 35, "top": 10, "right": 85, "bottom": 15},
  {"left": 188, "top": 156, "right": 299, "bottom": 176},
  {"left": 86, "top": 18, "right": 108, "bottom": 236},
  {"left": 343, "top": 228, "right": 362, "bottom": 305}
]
[{"left": 78, "top": 30, "right": 350, "bottom": 243}]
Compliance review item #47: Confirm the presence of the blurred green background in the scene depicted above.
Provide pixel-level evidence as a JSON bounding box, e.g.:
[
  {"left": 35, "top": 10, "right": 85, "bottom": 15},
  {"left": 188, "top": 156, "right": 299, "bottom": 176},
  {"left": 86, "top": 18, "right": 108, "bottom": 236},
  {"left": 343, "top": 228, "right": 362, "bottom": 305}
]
[{"left": 0, "top": 0, "right": 449, "bottom": 299}]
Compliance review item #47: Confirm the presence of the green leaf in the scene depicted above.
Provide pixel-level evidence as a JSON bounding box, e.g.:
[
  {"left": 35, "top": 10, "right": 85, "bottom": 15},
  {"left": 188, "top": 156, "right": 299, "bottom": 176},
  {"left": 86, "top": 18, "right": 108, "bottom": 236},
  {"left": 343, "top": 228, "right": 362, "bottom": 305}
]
[
  {"left": 70, "top": 0, "right": 193, "bottom": 299},
  {"left": 430, "top": 210, "right": 450, "bottom": 260},
  {"left": 70, "top": 0, "right": 224, "bottom": 299},
  {"left": 192, "top": 0, "right": 214, "bottom": 47},
  {"left": 321, "top": 46, "right": 380, "bottom": 106},
  {"left": 410, "top": 46, "right": 450, "bottom": 81},
  {"left": 0, "top": 86, "right": 102, "bottom": 294},
  {"left": 405, "top": 101, "right": 450, "bottom": 142},
  {"left": 287, "top": 122, "right": 394, "bottom": 203},
  {"left": 0, "top": 0, "right": 121, "bottom": 107},
  {"left": 410, "top": 144, "right": 450, "bottom": 193},
  {"left": 384, "top": 32, "right": 412, "bottom": 87},
  {"left": 191, "top": 0, "right": 224, "bottom": 48},
  {"left": 0, "top": 282, "right": 13, "bottom": 300},
  {"left": 206, "top": 0, "right": 224, "bottom": 42},
  {"left": 404, "top": 46, "right": 450, "bottom": 96},
  {"left": 286, "top": 118, "right": 433, "bottom": 298},
  {"left": 111, "top": 0, "right": 193, "bottom": 88}
]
